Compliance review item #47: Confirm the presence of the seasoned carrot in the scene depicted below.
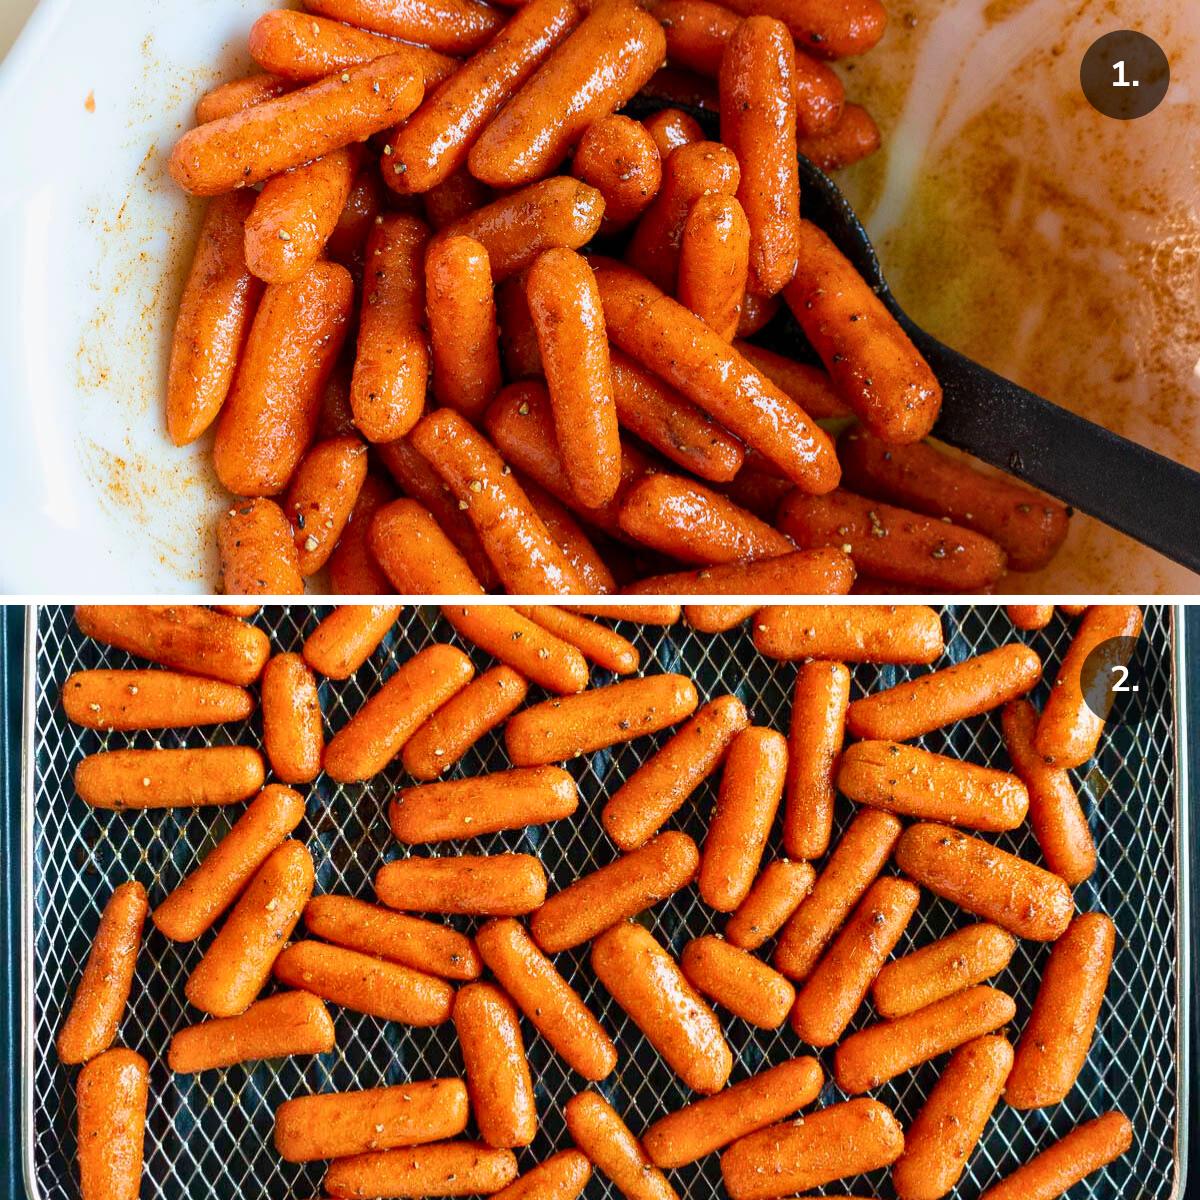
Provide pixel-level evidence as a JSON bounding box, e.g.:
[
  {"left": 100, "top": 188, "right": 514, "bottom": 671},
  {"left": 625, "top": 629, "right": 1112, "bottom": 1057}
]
[
  {"left": 720, "top": 17, "right": 800, "bottom": 295},
  {"left": 783, "top": 222, "right": 940, "bottom": 442},
  {"left": 196, "top": 73, "right": 291, "bottom": 124},
  {"left": 870, "top": 922, "right": 1017, "bottom": 1020},
  {"left": 325, "top": 1142, "right": 519, "bottom": 1199},
  {"left": 328, "top": 164, "right": 386, "bottom": 269},
  {"left": 610, "top": 350, "right": 745, "bottom": 483},
  {"left": 323, "top": 642, "right": 475, "bottom": 782},
  {"left": 169, "top": 54, "right": 425, "bottom": 195},
  {"left": 513, "top": 607, "right": 637, "bottom": 673},
  {"left": 753, "top": 603, "right": 944, "bottom": 663},
  {"left": 167, "top": 192, "right": 262, "bottom": 445},
  {"left": 979, "top": 1112, "right": 1133, "bottom": 1200},
  {"left": 371, "top": 487, "right": 481, "bottom": 589},
  {"left": 892, "top": 1035, "right": 1014, "bottom": 1200},
  {"left": 531, "top": 832, "right": 700, "bottom": 952},
  {"left": 734, "top": 340, "right": 850, "bottom": 418},
  {"left": 217, "top": 498, "right": 304, "bottom": 595},
  {"left": 443, "top": 605, "right": 591, "bottom": 693},
  {"left": 790, "top": 876, "right": 919, "bottom": 1046},
  {"left": 894, "top": 823, "right": 1074, "bottom": 942},
  {"left": 682, "top": 605, "right": 758, "bottom": 633},
  {"left": 214, "top": 261, "right": 353, "bottom": 495},
  {"left": 701, "top": 727, "right": 788, "bottom": 911},
  {"left": 245, "top": 147, "right": 356, "bottom": 283},
  {"left": 681, "top": 935, "right": 795, "bottom": 1028},
  {"left": 303, "top": 603, "right": 401, "bottom": 678},
  {"left": 61, "top": 669, "right": 253, "bottom": 731},
  {"left": 496, "top": 274, "right": 543, "bottom": 379},
  {"left": 387, "top": 0, "right": 581, "bottom": 192},
  {"left": 834, "top": 986, "right": 1017, "bottom": 1095},
  {"left": 377, "top": 853, "right": 548, "bottom": 916},
  {"left": 629, "top": 549, "right": 854, "bottom": 601},
  {"left": 1006, "top": 604, "right": 1055, "bottom": 630},
  {"left": 492, "top": 1151, "right": 591, "bottom": 1200},
  {"left": 677, "top": 193, "right": 750, "bottom": 340},
  {"left": 168, "top": 990, "right": 335, "bottom": 1072},
  {"left": 248, "top": 10, "right": 458, "bottom": 83},
  {"left": 469, "top": 2, "right": 666, "bottom": 186},
  {"left": 1006, "top": 912, "right": 1115, "bottom": 1109},
  {"left": 721, "top": 1099, "right": 903, "bottom": 1200},
  {"left": 848, "top": 644, "right": 1042, "bottom": 742},
  {"left": 185, "top": 840, "right": 313, "bottom": 1016},
  {"left": 57, "top": 882, "right": 148, "bottom": 1065},
  {"left": 476, "top": 918, "right": 617, "bottom": 1080},
  {"left": 306, "top": 0, "right": 505, "bottom": 54},
  {"left": 736, "top": 289, "right": 780, "bottom": 335},
  {"left": 284, "top": 435, "right": 368, "bottom": 574},
  {"left": 260, "top": 653, "right": 323, "bottom": 783},
  {"left": 454, "top": 983, "right": 538, "bottom": 1147},
  {"left": 626, "top": 141, "right": 741, "bottom": 292},
  {"left": 507, "top": 675, "right": 699, "bottom": 765},
  {"left": 595, "top": 263, "right": 839, "bottom": 490},
  {"left": 566, "top": 1091, "right": 678, "bottom": 1200},
  {"left": 783, "top": 660, "right": 849, "bottom": 859},
  {"left": 439, "top": 177, "right": 605, "bottom": 280},
  {"left": 725, "top": 859, "right": 815, "bottom": 950},
  {"left": 410, "top": 408, "right": 589, "bottom": 593},
  {"left": 641, "top": 107, "right": 704, "bottom": 157},
  {"left": 519, "top": 481, "right": 617, "bottom": 594},
  {"left": 1035, "top": 604, "right": 1143, "bottom": 768},
  {"left": 716, "top": 0, "right": 886, "bottom": 61},
  {"left": 836, "top": 741, "right": 1029, "bottom": 831},
  {"left": 563, "top": 603, "right": 682, "bottom": 625},
  {"left": 620, "top": 474, "right": 796, "bottom": 565},
  {"left": 1059, "top": 604, "right": 1088, "bottom": 617},
  {"left": 391, "top": 766, "right": 577, "bottom": 842},
  {"left": 275, "top": 938, "right": 454, "bottom": 1022},
  {"left": 351, "top": 214, "right": 430, "bottom": 443},
  {"left": 796, "top": 101, "right": 879, "bottom": 168},
  {"left": 779, "top": 488, "right": 1008, "bottom": 591},
  {"left": 572, "top": 115, "right": 662, "bottom": 233},
  {"left": 153, "top": 785, "right": 307, "bottom": 942},
  {"left": 426, "top": 235, "right": 503, "bottom": 421},
  {"left": 527, "top": 248, "right": 621, "bottom": 508},
  {"left": 839, "top": 428, "right": 1070, "bottom": 573},
  {"left": 306, "top": 894, "right": 481, "bottom": 979},
  {"left": 1002, "top": 699, "right": 1096, "bottom": 885},
  {"left": 592, "top": 922, "right": 732, "bottom": 1093},
  {"left": 276, "top": 1078, "right": 470, "bottom": 1162},
  {"left": 75, "top": 747, "right": 265, "bottom": 810},
  {"left": 76, "top": 1048, "right": 148, "bottom": 1200},
  {"left": 329, "top": 475, "right": 396, "bottom": 594},
  {"left": 644, "top": 1057, "right": 823, "bottom": 1168},
  {"left": 774, "top": 808, "right": 901, "bottom": 979},
  {"left": 424, "top": 167, "right": 493, "bottom": 228}
]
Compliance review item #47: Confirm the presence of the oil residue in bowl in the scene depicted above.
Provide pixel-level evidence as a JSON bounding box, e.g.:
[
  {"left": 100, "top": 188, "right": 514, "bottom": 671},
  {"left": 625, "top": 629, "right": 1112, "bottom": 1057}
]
[{"left": 837, "top": 0, "right": 1200, "bottom": 592}]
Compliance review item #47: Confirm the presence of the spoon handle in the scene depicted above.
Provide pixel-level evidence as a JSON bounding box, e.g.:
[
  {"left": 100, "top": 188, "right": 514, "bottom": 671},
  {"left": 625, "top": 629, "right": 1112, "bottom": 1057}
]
[{"left": 905, "top": 326, "right": 1200, "bottom": 576}]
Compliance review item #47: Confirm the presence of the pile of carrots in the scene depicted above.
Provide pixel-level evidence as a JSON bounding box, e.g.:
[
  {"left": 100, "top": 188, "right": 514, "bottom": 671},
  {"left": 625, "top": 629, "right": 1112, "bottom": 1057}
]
[
  {"left": 163, "top": 0, "right": 1070, "bottom": 597},
  {"left": 55, "top": 602, "right": 1141, "bottom": 1200}
]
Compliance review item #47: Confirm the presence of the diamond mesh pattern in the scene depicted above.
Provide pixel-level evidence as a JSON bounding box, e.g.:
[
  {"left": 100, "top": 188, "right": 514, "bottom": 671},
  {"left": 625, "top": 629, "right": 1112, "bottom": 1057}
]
[{"left": 25, "top": 605, "right": 1182, "bottom": 1200}]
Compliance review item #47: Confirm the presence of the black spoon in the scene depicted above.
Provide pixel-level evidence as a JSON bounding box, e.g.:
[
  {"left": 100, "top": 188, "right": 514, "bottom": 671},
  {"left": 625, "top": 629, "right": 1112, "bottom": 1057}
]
[{"left": 628, "top": 99, "right": 1200, "bottom": 576}]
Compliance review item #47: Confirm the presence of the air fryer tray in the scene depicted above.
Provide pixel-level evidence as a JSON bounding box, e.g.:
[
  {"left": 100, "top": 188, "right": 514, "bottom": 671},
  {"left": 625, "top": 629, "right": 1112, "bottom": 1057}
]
[{"left": 22, "top": 604, "right": 1190, "bottom": 1199}]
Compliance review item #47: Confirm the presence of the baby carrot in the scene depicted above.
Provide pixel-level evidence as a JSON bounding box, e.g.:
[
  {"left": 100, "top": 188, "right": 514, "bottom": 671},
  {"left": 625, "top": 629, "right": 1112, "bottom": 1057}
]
[
  {"left": 442, "top": 605, "right": 590, "bottom": 693},
  {"left": 214, "top": 261, "right": 354, "bottom": 496},
  {"left": 725, "top": 859, "right": 815, "bottom": 950},
  {"left": 323, "top": 643, "right": 475, "bottom": 782},
  {"left": 530, "top": 832, "right": 700, "bottom": 952},
  {"left": 167, "top": 192, "right": 262, "bottom": 445},
  {"left": 284, "top": 435, "right": 368, "bottom": 574},
  {"left": 168, "top": 54, "right": 425, "bottom": 194},
  {"left": 512, "top": 606, "right": 638, "bottom": 674},
  {"left": 681, "top": 935, "right": 796, "bottom": 1028},
  {"left": 677, "top": 193, "right": 750, "bottom": 340},
  {"left": 377, "top": 853, "right": 548, "bottom": 916},
  {"left": 734, "top": 341, "right": 850, "bottom": 418},
  {"left": 563, "top": 603, "right": 682, "bottom": 625},
  {"left": 1006, "top": 604, "right": 1055, "bottom": 630},
  {"left": 468, "top": 1, "right": 666, "bottom": 186},
  {"left": 716, "top": 0, "right": 887, "bottom": 62},
  {"left": 74, "top": 747, "right": 265, "bottom": 810},
  {"left": 61, "top": 669, "right": 254, "bottom": 731},
  {"left": 76, "top": 1048, "right": 148, "bottom": 1200},
  {"left": 796, "top": 101, "right": 880, "bottom": 168},
  {"left": 492, "top": 1151, "right": 591, "bottom": 1200},
  {"left": 329, "top": 477, "right": 398, "bottom": 595},
  {"left": 527, "top": 248, "right": 621, "bottom": 508},
  {"left": 195, "top": 73, "right": 291, "bottom": 124},
  {"left": 387, "top": 0, "right": 581, "bottom": 192},
  {"left": 305, "top": 0, "right": 505, "bottom": 54},
  {"left": 628, "top": 550, "right": 854, "bottom": 601},
  {"left": 571, "top": 115, "right": 662, "bottom": 233},
  {"left": 426, "top": 234, "right": 503, "bottom": 421},
  {"left": 753, "top": 603, "right": 944, "bottom": 663},
  {"left": 167, "top": 990, "right": 335, "bottom": 1072},
  {"left": 325, "top": 1142, "right": 519, "bottom": 1199},
  {"left": 153, "top": 785, "right": 307, "bottom": 941},
  {"left": 260, "top": 653, "right": 323, "bottom": 783},
  {"left": 566, "top": 1091, "right": 678, "bottom": 1200},
  {"left": 496, "top": 275, "right": 543, "bottom": 379},
  {"left": 185, "top": 840, "right": 314, "bottom": 1016},
  {"left": 217, "top": 498, "right": 305, "bottom": 595},
  {"left": 328, "top": 165, "right": 386, "bottom": 269},
  {"left": 506, "top": 675, "right": 699, "bottom": 765},
  {"left": 475, "top": 918, "right": 617, "bottom": 1080},
  {"left": 57, "top": 882, "right": 148, "bottom": 1065},
  {"left": 784, "top": 660, "right": 850, "bottom": 859},
  {"left": 302, "top": 603, "right": 401, "bottom": 679},
  {"left": 352, "top": 214, "right": 430, "bottom": 443},
  {"left": 641, "top": 108, "right": 704, "bottom": 157},
  {"left": 643, "top": 1057, "right": 823, "bottom": 1167}
]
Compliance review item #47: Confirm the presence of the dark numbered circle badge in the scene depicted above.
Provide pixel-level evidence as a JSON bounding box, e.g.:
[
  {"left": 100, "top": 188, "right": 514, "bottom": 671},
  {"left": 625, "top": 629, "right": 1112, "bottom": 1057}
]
[
  {"left": 1079, "top": 636, "right": 1145, "bottom": 727},
  {"left": 1081, "top": 30, "right": 1169, "bottom": 119}
]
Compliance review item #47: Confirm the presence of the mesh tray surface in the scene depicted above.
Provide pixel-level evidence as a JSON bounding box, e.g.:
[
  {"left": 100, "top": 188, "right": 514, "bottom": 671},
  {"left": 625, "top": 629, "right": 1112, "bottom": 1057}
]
[{"left": 24, "top": 605, "right": 1184, "bottom": 1199}]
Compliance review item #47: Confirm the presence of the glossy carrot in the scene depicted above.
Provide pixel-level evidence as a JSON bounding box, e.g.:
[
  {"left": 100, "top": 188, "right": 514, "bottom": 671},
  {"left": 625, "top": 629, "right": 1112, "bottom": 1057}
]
[
  {"left": 797, "top": 101, "right": 879, "bottom": 168},
  {"left": 753, "top": 603, "right": 944, "bottom": 663},
  {"left": 217, "top": 498, "right": 305, "bottom": 595},
  {"left": 677, "top": 193, "right": 750, "bottom": 340},
  {"left": 377, "top": 853, "right": 548, "bottom": 916},
  {"left": 784, "top": 660, "right": 849, "bottom": 859},
  {"left": 492, "top": 1151, "right": 591, "bottom": 1200},
  {"left": 565, "top": 1091, "right": 678, "bottom": 1200},
  {"left": 725, "top": 859, "right": 815, "bottom": 950},
  {"left": 571, "top": 114, "right": 662, "bottom": 233},
  {"left": 260, "top": 653, "right": 323, "bottom": 783},
  {"left": 196, "top": 73, "right": 291, "bottom": 124},
  {"left": 628, "top": 550, "right": 853, "bottom": 601},
  {"left": 284, "top": 435, "right": 368, "bottom": 574},
  {"left": 715, "top": 0, "right": 886, "bottom": 60},
  {"left": 76, "top": 1049, "right": 148, "bottom": 1200},
  {"left": 325, "top": 1142, "right": 519, "bottom": 1199},
  {"left": 61, "top": 669, "right": 253, "bottom": 731},
  {"left": 329, "top": 476, "right": 397, "bottom": 594},
  {"left": 443, "top": 605, "right": 590, "bottom": 693},
  {"left": 305, "top": 0, "right": 505, "bottom": 55},
  {"left": 302, "top": 603, "right": 401, "bottom": 678},
  {"left": 641, "top": 107, "right": 704, "bottom": 156},
  {"left": 735, "top": 340, "right": 850, "bottom": 418},
  {"left": 75, "top": 747, "right": 265, "bottom": 810},
  {"left": 1006, "top": 604, "right": 1055, "bottom": 630},
  {"left": 680, "top": 935, "right": 795, "bottom": 1028},
  {"left": 512, "top": 606, "right": 638, "bottom": 674}
]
